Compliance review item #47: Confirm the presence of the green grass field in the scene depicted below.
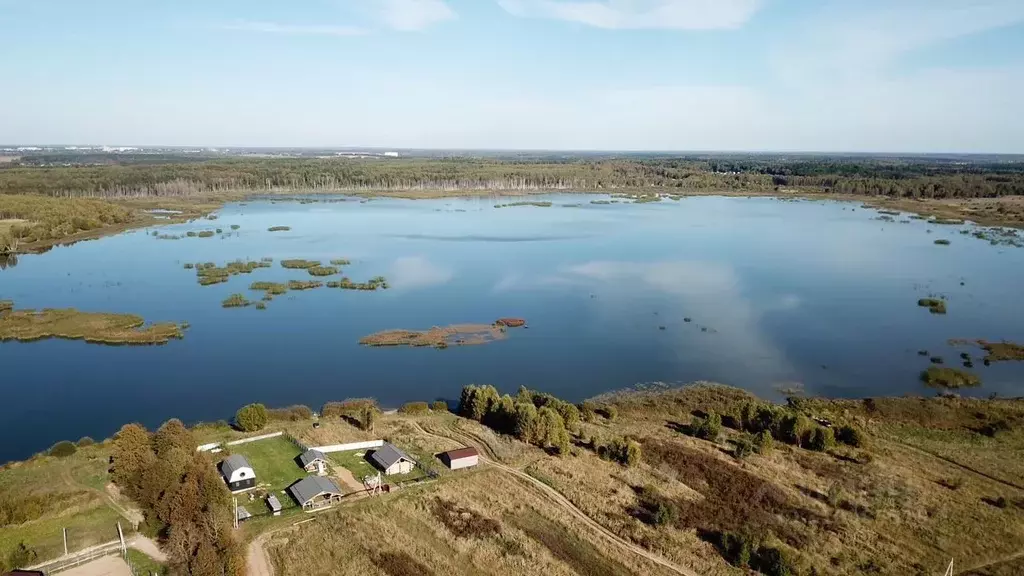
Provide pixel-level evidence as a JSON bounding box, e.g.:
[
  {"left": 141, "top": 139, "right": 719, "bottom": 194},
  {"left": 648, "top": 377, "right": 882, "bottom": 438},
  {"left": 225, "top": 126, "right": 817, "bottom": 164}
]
[
  {"left": 0, "top": 447, "right": 134, "bottom": 568},
  {"left": 327, "top": 449, "right": 376, "bottom": 478},
  {"left": 224, "top": 436, "right": 305, "bottom": 491}
]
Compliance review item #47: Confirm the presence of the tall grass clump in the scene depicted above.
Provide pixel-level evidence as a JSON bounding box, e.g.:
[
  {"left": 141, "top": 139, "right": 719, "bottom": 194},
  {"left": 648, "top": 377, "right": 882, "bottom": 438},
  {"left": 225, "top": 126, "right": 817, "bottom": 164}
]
[
  {"left": 921, "top": 366, "right": 981, "bottom": 389},
  {"left": 280, "top": 259, "right": 320, "bottom": 269},
  {"left": 221, "top": 294, "right": 250, "bottom": 308},
  {"left": 329, "top": 258, "right": 351, "bottom": 266},
  {"left": 917, "top": 298, "right": 947, "bottom": 314}
]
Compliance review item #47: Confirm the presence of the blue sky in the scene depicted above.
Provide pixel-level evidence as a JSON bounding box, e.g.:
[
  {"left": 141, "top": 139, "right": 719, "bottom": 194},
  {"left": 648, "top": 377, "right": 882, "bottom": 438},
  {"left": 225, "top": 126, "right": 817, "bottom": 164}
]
[{"left": 2, "top": 0, "right": 1023, "bottom": 152}]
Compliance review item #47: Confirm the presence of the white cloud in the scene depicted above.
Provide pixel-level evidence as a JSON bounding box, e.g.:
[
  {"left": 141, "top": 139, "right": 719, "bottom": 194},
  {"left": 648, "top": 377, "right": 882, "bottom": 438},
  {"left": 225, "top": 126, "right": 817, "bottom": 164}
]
[
  {"left": 375, "top": 0, "right": 456, "bottom": 31},
  {"left": 221, "top": 21, "right": 366, "bottom": 36},
  {"left": 498, "top": 0, "right": 762, "bottom": 30}
]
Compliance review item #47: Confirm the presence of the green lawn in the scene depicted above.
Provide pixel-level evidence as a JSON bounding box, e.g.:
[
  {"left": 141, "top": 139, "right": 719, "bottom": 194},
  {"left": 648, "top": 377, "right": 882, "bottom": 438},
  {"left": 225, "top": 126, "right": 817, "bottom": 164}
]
[
  {"left": 224, "top": 436, "right": 305, "bottom": 491},
  {"left": 328, "top": 448, "right": 428, "bottom": 483},
  {"left": 327, "top": 449, "right": 376, "bottom": 479}
]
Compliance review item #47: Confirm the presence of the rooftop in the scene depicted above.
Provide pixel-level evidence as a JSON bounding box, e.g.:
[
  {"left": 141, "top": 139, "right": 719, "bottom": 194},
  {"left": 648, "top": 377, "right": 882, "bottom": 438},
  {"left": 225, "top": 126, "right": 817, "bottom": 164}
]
[
  {"left": 370, "top": 443, "right": 416, "bottom": 470},
  {"left": 289, "top": 476, "right": 343, "bottom": 504},
  {"left": 220, "top": 454, "right": 252, "bottom": 477}
]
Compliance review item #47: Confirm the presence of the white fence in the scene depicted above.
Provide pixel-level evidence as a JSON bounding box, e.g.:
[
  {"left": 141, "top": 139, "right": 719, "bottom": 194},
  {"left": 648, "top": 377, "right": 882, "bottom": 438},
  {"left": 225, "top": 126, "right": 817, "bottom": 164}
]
[
  {"left": 310, "top": 440, "right": 384, "bottom": 453},
  {"left": 196, "top": 431, "right": 285, "bottom": 452},
  {"left": 226, "top": 431, "right": 284, "bottom": 446}
]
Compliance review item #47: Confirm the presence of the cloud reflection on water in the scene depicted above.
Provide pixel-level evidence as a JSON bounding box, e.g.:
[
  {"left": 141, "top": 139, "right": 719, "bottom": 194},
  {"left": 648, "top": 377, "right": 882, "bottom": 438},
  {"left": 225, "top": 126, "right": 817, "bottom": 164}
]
[{"left": 387, "top": 256, "right": 453, "bottom": 290}]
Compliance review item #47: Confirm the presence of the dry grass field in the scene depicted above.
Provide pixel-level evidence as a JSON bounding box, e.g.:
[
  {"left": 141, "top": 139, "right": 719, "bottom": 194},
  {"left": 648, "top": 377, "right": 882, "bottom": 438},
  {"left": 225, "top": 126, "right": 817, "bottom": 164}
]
[{"left": 261, "top": 385, "right": 1024, "bottom": 576}]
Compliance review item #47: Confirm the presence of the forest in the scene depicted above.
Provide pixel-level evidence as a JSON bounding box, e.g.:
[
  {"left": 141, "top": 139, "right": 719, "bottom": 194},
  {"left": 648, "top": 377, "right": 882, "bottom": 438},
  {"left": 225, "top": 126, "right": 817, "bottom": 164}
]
[{"left": 2, "top": 155, "right": 1023, "bottom": 199}]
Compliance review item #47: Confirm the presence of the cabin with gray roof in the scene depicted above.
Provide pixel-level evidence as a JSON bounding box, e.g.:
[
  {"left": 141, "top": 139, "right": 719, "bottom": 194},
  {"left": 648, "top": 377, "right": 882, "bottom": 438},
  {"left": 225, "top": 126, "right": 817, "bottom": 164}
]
[
  {"left": 299, "top": 448, "right": 328, "bottom": 475},
  {"left": 219, "top": 454, "right": 255, "bottom": 492},
  {"left": 369, "top": 443, "right": 416, "bottom": 475},
  {"left": 288, "top": 476, "right": 343, "bottom": 510}
]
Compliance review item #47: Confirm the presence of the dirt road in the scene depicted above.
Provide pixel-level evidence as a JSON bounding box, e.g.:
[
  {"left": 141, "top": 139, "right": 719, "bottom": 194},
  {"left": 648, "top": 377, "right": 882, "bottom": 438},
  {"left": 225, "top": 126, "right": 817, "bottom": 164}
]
[
  {"left": 248, "top": 534, "right": 275, "bottom": 576},
  {"left": 411, "top": 422, "right": 699, "bottom": 576}
]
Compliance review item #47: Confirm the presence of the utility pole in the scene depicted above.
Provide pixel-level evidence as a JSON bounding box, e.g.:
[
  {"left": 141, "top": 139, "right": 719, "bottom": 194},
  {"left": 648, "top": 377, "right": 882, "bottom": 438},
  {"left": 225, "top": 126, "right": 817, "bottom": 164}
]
[
  {"left": 63, "top": 527, "right": 68, "bottom": 556},
  {"left": 944, "top": 559, "right": 953, "bottom": 576},
  {"left": 233, "top": 496, "right": 238, "bottom": 529}
]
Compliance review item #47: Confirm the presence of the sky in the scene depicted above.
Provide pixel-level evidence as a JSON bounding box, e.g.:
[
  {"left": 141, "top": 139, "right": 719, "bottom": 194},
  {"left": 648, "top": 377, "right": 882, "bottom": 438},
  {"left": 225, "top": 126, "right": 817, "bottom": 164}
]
[{"left": 1, "top": 0, "right": 1023, "bottom": 152}]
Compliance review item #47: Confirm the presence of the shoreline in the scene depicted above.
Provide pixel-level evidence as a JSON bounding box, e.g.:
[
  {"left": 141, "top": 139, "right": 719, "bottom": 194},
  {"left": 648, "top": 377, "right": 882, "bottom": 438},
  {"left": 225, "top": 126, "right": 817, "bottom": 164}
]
[
  {"left": 7, "top": 189, "right": 1024, "bottom": 255},
  {"left": 4, "top": 380, "right": 1019, "bottom": 466}
]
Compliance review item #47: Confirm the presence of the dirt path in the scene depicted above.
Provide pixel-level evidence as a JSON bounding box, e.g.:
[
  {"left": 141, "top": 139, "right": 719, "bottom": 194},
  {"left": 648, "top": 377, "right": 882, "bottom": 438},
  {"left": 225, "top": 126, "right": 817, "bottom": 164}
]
[
  {"left": 60, "top": 468, "right": 145, "bottom": 527},
  {"left": 333, "top": 466, "right": 364, "bottom": 493},
  {"left": 59, "top": 554, "right": 132, "bottom": 576},
  {"left": 129, "top": 535, "right": 167, "bottom": 563},
  {"left": 248, "top": 534, "right": 275, "bottom": 576},
  {"left": 890, "top": 439, "right": 1024, "bottom": 491},
  {"left": 411, "top": 422, "right": 698, "bottom": 576},
  {"left": 955, "top": 549, "right": 1024, "bottom": 575}
]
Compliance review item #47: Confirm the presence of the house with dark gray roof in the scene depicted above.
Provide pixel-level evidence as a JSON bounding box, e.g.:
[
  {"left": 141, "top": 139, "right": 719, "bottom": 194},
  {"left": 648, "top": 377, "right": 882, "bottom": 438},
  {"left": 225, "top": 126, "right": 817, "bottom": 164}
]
[
  {"left": 288, "top": 476, "right": 343, "bottom": 510},
  {"left": 299, "top": 448, "right": 328, "bottom": 475},
  {"left": 369, "top": 443, "right": 416, "bottom": 476},
  {"left": 219, "top": 454, "right": 255, "bottom": 492}
]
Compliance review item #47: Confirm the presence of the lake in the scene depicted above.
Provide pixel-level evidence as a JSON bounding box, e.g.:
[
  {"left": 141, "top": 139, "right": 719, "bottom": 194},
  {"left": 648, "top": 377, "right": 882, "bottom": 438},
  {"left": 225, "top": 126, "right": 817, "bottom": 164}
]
[{"left": 2, "top": 194, "right": 1023, "bottom": 461}]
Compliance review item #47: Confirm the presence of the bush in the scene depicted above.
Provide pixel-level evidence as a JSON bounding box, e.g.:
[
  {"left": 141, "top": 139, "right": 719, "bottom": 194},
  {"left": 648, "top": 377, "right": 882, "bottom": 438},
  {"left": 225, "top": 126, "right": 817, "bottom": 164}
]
[
  {"left": 693, "top": 411, "right": 722, "bottom": 441},
  {"left": 753, "top": 431, "right": 774, "bottom": 455},
  {"left": 601, "top": 437, "right": 642, "bottom": 467},
  {"left": 5, "top": 542, "right": 37, "bottom": 569},
  {"left": 755, "top": 546, "right": 795, "bottom": 576},
  {"left": 48, "top": 440, "right": 77, "bottom": 458},
  {"left": 717, "top": 532, "right": 754, "bottom": 568},
  {"left": 635, "top": 486, "right": 677, "bottom": 527},
  {"left": 780, "top": 413, "right": 811, "bottom": 446},
  {"left": 234, "top": 403, "right": 269, "bottom": 432},
  {"left": 579, "top": 401, "right": 597, "bottom": 423},
  {"left": 321, "top": 399, "right": 377, "bottom": 418},
  {"left": 603, "top": 405, "right": 618, "bottom": 422},
  {"left": 836, "top": 424, "right": 867, "bottom": 448},
  {"left": 267, "top": 405, "right": 312, "bottom": 421},
  {"left": 76, "top": 436, "right": 95, "bottom": 447},
  {"left": 431, "top": 400, "right": 449, "bottom": 412},
  {"left": 399, "top": 402, "right": 430, "bottom": 415},
  {"left": 808, "top": 426, "right": 836, "bottom": 452},
  {"left": 733, "top": 437, "right": 754, "bottom": 460}
]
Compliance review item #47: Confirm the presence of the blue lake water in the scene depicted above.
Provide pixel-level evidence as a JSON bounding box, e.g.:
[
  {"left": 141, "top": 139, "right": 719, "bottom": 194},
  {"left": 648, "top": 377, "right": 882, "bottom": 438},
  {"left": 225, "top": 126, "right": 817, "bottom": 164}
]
[{"left": 2, "top": 194, "right": 1024, "bottom": 461}]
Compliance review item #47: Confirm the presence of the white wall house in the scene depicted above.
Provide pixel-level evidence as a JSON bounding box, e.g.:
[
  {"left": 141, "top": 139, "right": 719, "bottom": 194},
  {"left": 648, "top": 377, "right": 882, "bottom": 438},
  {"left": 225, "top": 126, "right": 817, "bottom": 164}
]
[
  {"left": 369, "top": 443, "right": 416, "bottom": 476},
  {"left": 220, "top": 454, "right": 256, "bottom": 492}
]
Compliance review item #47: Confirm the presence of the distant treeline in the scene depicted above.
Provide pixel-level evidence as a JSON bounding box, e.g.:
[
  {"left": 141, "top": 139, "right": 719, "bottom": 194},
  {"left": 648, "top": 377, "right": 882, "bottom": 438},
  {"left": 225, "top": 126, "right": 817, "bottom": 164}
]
[{"left": 2, "top": 156, "right": 1024, "bottom": 199}]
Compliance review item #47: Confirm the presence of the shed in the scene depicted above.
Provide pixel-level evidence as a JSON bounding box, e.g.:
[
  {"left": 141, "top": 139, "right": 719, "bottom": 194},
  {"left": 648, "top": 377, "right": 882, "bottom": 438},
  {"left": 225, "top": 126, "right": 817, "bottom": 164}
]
[
  {"left": 266, "top": 494, "right": 282, "bottom": 516},
  {"left": 439, "top": 447, "right": 479, "bottom": 470},
  {"left": 289, "top": 476, "right": 343, "bottom": 510},
  {"left": 235, "top": 505, "right": 252, "bottom": 523},
  {"left": 299, "top": 448, "right": 329, "bottom": 475},
  {"left": 369, "top": 443, "right": 416, "bottom": 476},
  {"left": 219, "top": 454, "right": 256, "bottom": 492}
]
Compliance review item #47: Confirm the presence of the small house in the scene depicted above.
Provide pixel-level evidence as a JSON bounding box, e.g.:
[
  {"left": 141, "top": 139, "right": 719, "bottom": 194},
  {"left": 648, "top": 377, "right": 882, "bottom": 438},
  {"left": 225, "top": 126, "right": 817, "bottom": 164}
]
[
  {"left": 440, "top": 447, "right": 479, "bottom": 470},
  {"left": 369, "top": 443, "right": 416, "bottom": 476},
  {"left": 266, "top": 494, "right": 282, "bottom": 516},
  {"left": 220, "top": 454, "right": 256, "bottom": 492},
  {"left": 299, "top": 448, "right": 329, "bottom": 475},
  {"left": 289, "top": 476, "right": 344, "bottom": 511}
]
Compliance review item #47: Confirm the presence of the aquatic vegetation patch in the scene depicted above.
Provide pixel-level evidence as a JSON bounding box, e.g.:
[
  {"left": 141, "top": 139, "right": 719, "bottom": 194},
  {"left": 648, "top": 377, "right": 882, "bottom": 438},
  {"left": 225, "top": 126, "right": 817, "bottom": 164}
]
[
  {"left": 329, "top": 258, "right": 351, "bottom": 266},
  {"left": 307, "top": 265, "right": 339, "bottom": 277},
  {"left": 920, "top": 366, "right": 981, "bottom": 389},
  {"left": 949, "top": 339, "right": 1024, "bottom": 363},
  {"left": 359, "top": 323, "right": 509, "bottom": 348},
  {"left": 495, "top": 317, "right": 526, "bottom": 328},
  {"left": 197, "top": 230, "right": 215, "bottom": 238},
  {"left": 268, "top": 226, "right": 291, "bottom": 232},
  {"left": 590, "top": 200, "right": 612, "bottom": 205},
  {"left": 917, "top": 298, "right": 947, "bottom": 314},
  {"left": 230, "top": 224, "right": 240, "bottom": 230},
  {"left": 250, "top": 281, "right": 288, "bottom": 295},
  {"left": 222, "top": 293, "right": 251, "bottom": 308},
  {"left": 931, "top": 218, "right": 965, "bottom": 225},
  {"left": 0, "top": 301, "right": 183, "bottom": 345},
  {"left": 288, "top": 280, "right": 323, "bottom": 290},
  {"left": 194, "top": 259, "right": 272, "bottom": 286},
  {"left": 934, "top": 239, "right": 951, "bottom": 245},
  {"left": 280, "top": 259, "right": 321, "bottom": 269},
  {"left": 155, "top": 234, "right": 182, "bottom": 240},
  {"left": 494, "top": 201, "right": 553, "bottom": 208},
  {"left": 326, "top": 276, "right": 389, "bottom": 290}
]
